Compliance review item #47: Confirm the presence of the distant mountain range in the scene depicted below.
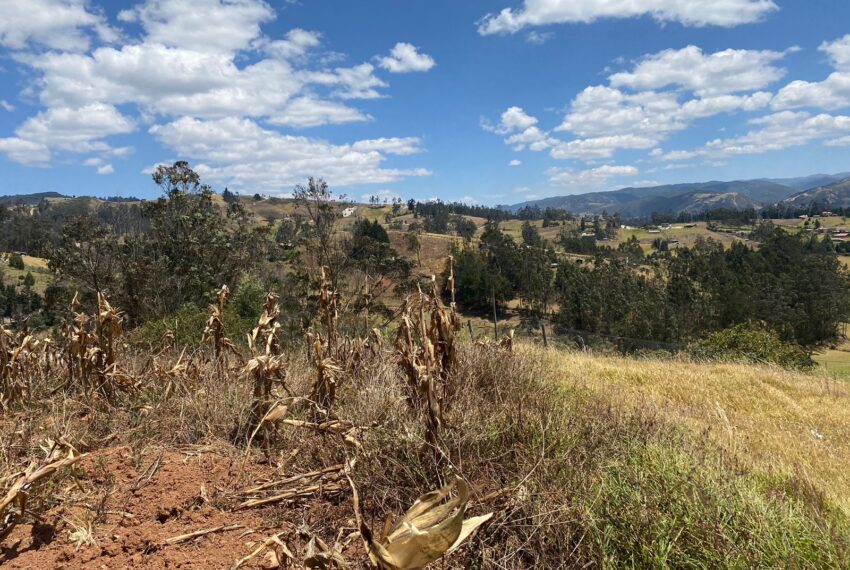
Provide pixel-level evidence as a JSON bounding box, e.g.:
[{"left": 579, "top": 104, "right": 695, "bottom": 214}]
[
  {"left": 5, "top": 174, "right": 850, "bottom": 219},
  {"left": 505, "top": 173, "right": 850, "bottom": 217}
]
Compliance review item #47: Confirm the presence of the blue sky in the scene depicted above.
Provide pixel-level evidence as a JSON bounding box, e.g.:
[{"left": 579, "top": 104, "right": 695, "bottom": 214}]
[{"left": 1, "top": 0, "right": 850, "bottom": 204}]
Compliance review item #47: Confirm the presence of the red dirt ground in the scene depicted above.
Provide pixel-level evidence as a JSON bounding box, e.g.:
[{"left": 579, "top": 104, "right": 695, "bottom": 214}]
[{"left": 1, "top": 447, "right": 357, "bottom": 569}]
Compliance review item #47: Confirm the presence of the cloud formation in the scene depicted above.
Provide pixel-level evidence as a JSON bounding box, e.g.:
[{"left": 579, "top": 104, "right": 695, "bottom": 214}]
[
  {"left": 150, "top": 116, "right": 431, "bottom": 191},
  {"left": 773, "top": 35, "right": 850, "bottom": 110},
  {"left": 485, "top": 45, "right": 781, "bottom": 163},
  {"left": 0, "top": 0, "right": 433, "bottom": 191},
  {"left": 478, "top": 0, "right": 778, "bottom": 35},
  {"left": 0, "top": 0, "right": 117, "bottom": 51},
  {"left": 378, "top": 43, "right": 435, "bottom": 73}
]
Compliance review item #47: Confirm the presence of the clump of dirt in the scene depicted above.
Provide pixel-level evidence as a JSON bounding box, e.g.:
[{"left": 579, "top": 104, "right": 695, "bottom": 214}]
[{"left": 0, "top": 446, "right": 356, "bottom": 569}]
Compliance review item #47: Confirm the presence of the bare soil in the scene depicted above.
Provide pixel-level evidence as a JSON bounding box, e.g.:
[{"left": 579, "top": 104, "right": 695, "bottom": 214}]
[{"left": 1, "top": 446, "right": 357, "bottom": 569}]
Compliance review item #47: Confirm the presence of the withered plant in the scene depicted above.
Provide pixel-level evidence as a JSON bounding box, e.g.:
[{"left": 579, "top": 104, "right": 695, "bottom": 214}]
[
  {"left": 395, "top": 260, "right": 461, "bottom": 458},
  {"left": 308, "top": 267, "right": 342, "bottom": 418},
  {"left": 202, "top": 285, "right": 239, "bottom": 364},
  {"left": 62, "top": 292, "right": 130, "bottom": 403},
  {"left": 0, "top": 322, "right": 54, "bottom": 409},
  {"left": 243, "top": 292, "right": 288, "bottom": 431},
  {"left": 350, "top": 476, "right": 492, "bottom": 570}
]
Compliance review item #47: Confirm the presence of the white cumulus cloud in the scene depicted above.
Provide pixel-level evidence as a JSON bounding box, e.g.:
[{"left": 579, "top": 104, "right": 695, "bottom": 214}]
[
  {"left": 547, "top": 164, "right": 639, "bottom": 188},
  {"left": 0, "top": 0, "right": 117, "bottom": 51},
  {"left": 149, "top": 116, "right": 431, "bottom": 192},
  {"left": 773, "top": 35, "right": 850, "bottom": 111},
  {"left": 0, "top": 0, "right": 428, "bottom": 189},
  {"left": 657, "top": 111, "right": 850, "bottom": 160},
  {"left": 609, "top": 45, "right": 786, "bottom": 96},
  {"left": 117, "top": 0, "right": 275, "bottom": 55},
  {"left": 377, "top": 42, "right": 435, "bottom": 73},
  {"left": 485, "top": 44, "right": 783, "bottom": 165},
  {"left": 478, "top": 0, "right": 778, "bottom": 35}
]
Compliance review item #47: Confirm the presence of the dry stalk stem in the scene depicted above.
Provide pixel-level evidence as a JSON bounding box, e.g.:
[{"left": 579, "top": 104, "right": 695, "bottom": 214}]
[
  {"left": 309, "top": 267, "right": 342, "bottom": 418},
  {"left": 202, "top": 285, "right": 239, "bottom": 363},
  {"left": 0, "top": 445, "right": 84, "bottom": 540},
  {"left": 243, "top": 292, "right": 288, "bottom": 431},
  {"left": 229, "top": 528, "right": 294, "bottom": 570},
  {"left": 235, "top": 480, "right": 346, "bottom": 510},
  {"left": 244, "top": 464, "right": 344, "bottom": 494},
  {"left": 162, "top": 523, "right": 243, "bottom": 545},
  {"left": 395, "top": 265, "right": 461, "bottom": 458},
  {"left": 62, "top": 292, "right": 130, "bottom": 402},
  {"left": 0, "top": 322, "right": 55, "bottom": 409}
]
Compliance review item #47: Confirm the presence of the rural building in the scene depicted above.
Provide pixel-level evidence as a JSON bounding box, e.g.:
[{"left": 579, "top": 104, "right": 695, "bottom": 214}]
[{"left": 342, "top": 207, "right": 357, "bottom": 218}]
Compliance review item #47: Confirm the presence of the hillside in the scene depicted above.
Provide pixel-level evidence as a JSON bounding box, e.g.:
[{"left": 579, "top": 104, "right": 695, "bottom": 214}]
[
  {"left": 549, "top": 348, "right": 850, "bottom": 513},
  {"left": 506, "top": 179, "right": 798, "bottom": 217},
  {"left": 783, "top": 177, "right": 850, "bottom": 208},
  {"left": 0, "top": 191, "right": 65, "bottom": 205},
  {"left": 2, "top": 331, "right": 849, "bottom": 569}
]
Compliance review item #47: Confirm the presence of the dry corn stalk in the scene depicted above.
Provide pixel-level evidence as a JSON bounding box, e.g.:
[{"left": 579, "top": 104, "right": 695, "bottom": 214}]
[
  {"left": 305, "top": 268, "right": 344, "bottom": 418},
  {"left": 243, "top": 293, "right": 288, "bottom": 431},
  {"left": 202, "top": 285, "right": 239, "bottom": 362},
  {"left": 63, "top": 292, "right": 130, "bottom": 402},
  {"left": 350, "top": 476, "right": 492, "bottom": 570},
  {"left": 249, "top": 292, "right": 282, "bottom": 356},
  {"left": 304, "top": 535, "right": 348, "bottom": 568},
  {"left": 319, "top": 267, "right": 339, "bottom": 353},
  {"left": 0, "top": 444, "right": 84, "bottom": 541},
  {"left": 395, "top": 269, "right": 461, "bottom": 455},
  {"left": 229, "top": 528, "right": 294, "bottom": 570},
  {"left": 308, "top": 333, "right": 342, "bottom": 418},
  {"left": 154, "top": 346, "right": 199, "bottom": 400},
  {"left": 0, "top": 324, "right": 52, "bottom": 409}
]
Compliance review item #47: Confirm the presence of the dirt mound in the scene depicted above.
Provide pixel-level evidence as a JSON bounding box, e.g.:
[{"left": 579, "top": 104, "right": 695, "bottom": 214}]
[{"left": 1, "top": 446, "right": 355, "bottom": 569}]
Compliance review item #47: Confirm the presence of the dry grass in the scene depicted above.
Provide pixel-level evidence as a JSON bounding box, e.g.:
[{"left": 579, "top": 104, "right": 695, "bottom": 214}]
[
  {"left": 543, "top": 347, "right": 850, "bottom": 513},
  {"left": 387, "top": 231, "right": 455, "bottom": 278}
]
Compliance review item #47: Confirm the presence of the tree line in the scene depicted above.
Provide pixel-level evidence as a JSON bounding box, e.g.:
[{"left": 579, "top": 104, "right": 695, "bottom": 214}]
[{"left": 449, "top": 221, "right": 850, "bottom": 349}]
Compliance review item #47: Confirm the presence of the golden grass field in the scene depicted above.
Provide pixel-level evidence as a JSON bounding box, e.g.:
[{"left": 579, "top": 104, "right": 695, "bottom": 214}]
[{"left": 542, "top": 346, "right": 850, "bottom": 513}]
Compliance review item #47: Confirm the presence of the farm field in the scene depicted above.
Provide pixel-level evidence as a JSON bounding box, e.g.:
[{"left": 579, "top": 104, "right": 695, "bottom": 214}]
[
  {"left": 773, "top": 215, "right": 850, "bottom": 230},
  {"left": 615, "top": 222, "right": 749, "bottom": 252},
  {"left": 3, "top": 333, "right": 849, "bottom": 568}
]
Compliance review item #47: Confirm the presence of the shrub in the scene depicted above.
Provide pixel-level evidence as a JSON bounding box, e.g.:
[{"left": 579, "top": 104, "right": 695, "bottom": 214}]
[
  {"left": 128, "top": 301, "right": 257, "bottom": 350},
  {"left": 8, "top": 253, "right": 24, "bottom": 270},
  {"left": 231, "top": 279, "right": 266, "bottom": 323},
  {"left": 692, "top": 322, "right": 814, "bottom": 370}
]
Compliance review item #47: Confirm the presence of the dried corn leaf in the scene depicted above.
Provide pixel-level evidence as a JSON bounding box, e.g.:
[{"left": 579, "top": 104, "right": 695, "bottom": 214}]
[{"left": 357, "top": 478, "right": 492, "bottom": 570}]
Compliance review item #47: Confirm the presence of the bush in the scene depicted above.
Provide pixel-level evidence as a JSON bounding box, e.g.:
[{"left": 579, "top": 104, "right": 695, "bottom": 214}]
[
  {"left": 231, "top": 279, "right": 266, "bottom": 323},
  {"left": 128, "top": 300, "right": 257, "bottom": 350},
  {"left": 8, "top": 253, "right": 24, "bottom": 270},
  {"left": 692, "top": 322, "right": 814, "bottom": 370}
]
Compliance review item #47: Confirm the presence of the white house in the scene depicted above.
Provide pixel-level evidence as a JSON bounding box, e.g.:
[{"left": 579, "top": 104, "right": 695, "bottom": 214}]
[{"left": 342, "top": 207, "right": 357, "bottom": 218}]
